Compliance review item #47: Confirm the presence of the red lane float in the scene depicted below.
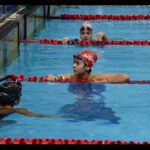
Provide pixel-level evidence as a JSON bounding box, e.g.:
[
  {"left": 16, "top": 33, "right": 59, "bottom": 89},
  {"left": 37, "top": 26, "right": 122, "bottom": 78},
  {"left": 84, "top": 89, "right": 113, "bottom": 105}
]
[
  {"left": 21, "top": 39, "right": 150, "bottom": 46},
  {"left": 60, "top": 14, "right": 150, "bottom": 20},
  {"left": 143, "top": 142, "right": 150, "bottom": 144},
  {"left": 25, "top": 138, "right": 39, "bottom": 144},
  {"left": 28, "top": 76, "right": 38, "bottom": 82},
  {"left": 6, "top": 75, "right": 25, "bottom": 82},
  {"left": 115, "top": 140, "right": 128, "bottom": 144},
  {"left": 39, "top": 77, "right": 47, "bottom": 82},
  {"left": 129, "top": 141, "right": 141, "bottom": 144},
  {"left": 49, "top": 138, "right": 63, "bottom": 144},
  {"left": 16, "top": 75, "right": 26, "bottom": 82},
  {"left": 12, "top": 138, "right": 26, "bottom": 144},
  {"left": 0, "top": 138, "right": 148, "bottom": 144},
  {"left": 63, "top": 139, "right": 76, "bottom": 144},
  {"left": 0, "top": 138, "right": 12, "bottom": 144}
]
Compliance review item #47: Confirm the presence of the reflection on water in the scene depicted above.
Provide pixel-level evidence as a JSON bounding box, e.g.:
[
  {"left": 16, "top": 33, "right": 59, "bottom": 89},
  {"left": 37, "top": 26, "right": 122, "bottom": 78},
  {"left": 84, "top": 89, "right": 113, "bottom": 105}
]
[{"left": 58, "top": 83, "right": 120, "bottom": 124}]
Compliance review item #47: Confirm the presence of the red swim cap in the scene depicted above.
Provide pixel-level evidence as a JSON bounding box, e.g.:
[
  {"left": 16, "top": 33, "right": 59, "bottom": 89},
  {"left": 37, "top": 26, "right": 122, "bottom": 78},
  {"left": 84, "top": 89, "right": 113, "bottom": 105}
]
[{"left": 74, "top": 50, "right": 97, "bottom": 68}]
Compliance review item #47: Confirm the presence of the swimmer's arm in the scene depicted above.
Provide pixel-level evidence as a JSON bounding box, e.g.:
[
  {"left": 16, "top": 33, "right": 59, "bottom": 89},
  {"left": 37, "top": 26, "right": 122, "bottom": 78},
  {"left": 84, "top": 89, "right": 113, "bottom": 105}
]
[
  {"left": 95, "top": 74, "right": 129, "bottom": 83},
  {"left": 46, "top": 74, "right": 58, "bottom": 82},
  {"left": 14, "top": 108, "right": 65, "bottom": 118},
  {"left": 57, "top": 74, "right": 72, "bottom": 80},
  {"left": 0, "top": 108, "right": 14, "bottom": 114},
  {"left": 46, "top": 74, "right": 71, "bottom": 82}
]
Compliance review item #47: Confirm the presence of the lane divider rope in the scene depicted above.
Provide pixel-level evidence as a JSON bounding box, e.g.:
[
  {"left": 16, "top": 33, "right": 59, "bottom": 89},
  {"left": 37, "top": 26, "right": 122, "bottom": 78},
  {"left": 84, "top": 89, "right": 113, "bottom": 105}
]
[
  {"left": 21, "top": 39, "right": 150, "bottom": 46},
  {"left": 48, "top": 14, "right": 150, "bottom": 20},
  {"left": 4, "top": 75, "right": 150, "bottom": 84},
  {"left": 0, "top": 137, "right": 148, "bottom": 144}
]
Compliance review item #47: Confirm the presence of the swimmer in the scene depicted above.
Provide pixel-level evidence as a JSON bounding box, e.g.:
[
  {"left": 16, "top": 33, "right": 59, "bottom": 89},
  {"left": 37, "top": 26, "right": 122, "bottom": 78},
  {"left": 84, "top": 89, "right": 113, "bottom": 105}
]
[
  {"left": 62, "top": 21, "right": 108, "bottom": 45},
  {"left": 46, "top": 49, "right": 129, "bottom": 83},
  {"left": 0, "top": 75, "right": 64, "bottom": 119}
]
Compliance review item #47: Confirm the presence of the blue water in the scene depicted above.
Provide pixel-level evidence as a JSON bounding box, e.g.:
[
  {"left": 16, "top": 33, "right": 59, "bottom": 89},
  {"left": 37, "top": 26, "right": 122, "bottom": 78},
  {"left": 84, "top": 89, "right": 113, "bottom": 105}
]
[
  {"left": 37, "top": 19, "right": 150, "bottom": 40},
  {"left": 1, "top": 6, "right": 150, "bottom": 142},
  {"left": 56, "top": 5, "right": 150, "bottom": 15}
]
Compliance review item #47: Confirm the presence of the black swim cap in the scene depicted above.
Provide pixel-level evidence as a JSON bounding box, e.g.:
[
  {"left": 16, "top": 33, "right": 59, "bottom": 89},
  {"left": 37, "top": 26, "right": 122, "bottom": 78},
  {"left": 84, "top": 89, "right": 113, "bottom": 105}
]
[{"left": 0, "top": 76, "right": 22, "bottom": 106}]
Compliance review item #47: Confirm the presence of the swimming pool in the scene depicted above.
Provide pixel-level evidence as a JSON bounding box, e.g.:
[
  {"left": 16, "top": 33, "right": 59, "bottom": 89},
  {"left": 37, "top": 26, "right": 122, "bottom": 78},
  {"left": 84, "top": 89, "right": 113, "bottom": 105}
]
[
  {"left": 56, "top": 5, "right": 150, "bottom": 15},
  {"left": 1, "top": 5, "right": 150, "bottom": 143}
]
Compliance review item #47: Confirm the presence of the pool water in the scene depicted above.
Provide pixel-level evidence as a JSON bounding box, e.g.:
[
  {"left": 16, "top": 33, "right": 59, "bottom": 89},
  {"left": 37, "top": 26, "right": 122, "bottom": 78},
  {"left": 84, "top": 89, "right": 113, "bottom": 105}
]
[
  {"left": 56, "top": 5, "right": 150, "bottom": 15},
  {"left": 1, "top": 5, "right": 150, "bottom": 142},
  {"left": 37, "top": 19, "right": 150, "bottom": 40}
]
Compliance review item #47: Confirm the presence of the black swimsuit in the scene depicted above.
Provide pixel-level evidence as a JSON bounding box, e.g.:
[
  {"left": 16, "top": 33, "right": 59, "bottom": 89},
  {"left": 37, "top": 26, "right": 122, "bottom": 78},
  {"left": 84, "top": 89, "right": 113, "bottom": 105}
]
[
  {"left": 67, "top": 39, "right": 79, "bottom": 45},
  {"left": 0, "top": 114, "right": 10, "bottom": 120}
]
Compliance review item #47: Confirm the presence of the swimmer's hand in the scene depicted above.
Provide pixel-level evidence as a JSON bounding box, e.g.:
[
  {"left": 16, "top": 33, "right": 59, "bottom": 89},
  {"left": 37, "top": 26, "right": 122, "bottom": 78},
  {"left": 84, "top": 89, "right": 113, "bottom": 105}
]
[
  {"left": 46, "top": 74, "right": 58, "bottom": 82},
  {"left": 95, "top": 32, "right": 104, "bottom": 41},
  {"left": 62, "top": 37, "right": 70, "bottom": 45},
  {"left": 95, "top": 32, "right": 108, "bottom": 41},
  {"left": 46, "top": 74, "right": 65, "bottom": 82}
]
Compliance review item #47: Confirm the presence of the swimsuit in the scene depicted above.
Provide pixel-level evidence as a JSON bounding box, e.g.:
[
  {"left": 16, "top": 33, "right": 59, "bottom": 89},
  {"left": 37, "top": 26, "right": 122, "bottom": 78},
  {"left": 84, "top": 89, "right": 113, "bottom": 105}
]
[{"left": 0, "top": 114, "right": 10, "bottom": 120}]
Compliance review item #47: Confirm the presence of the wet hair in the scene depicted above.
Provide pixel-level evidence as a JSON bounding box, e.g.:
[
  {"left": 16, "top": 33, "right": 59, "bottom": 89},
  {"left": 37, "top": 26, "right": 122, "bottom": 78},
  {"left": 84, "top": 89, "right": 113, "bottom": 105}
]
[
  {"left": 0, "top": 76, "right": 22, "bottom": 106},
  {"left": 88, "top": 68, "right": 92, "bottom": 73}
]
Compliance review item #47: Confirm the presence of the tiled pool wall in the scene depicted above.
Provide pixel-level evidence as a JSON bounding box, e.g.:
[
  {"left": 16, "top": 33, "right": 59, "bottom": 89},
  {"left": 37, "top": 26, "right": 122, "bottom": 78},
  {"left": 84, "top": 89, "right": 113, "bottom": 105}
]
[{"left": 0, "top": 5, "right": 60, "bottom": 73}]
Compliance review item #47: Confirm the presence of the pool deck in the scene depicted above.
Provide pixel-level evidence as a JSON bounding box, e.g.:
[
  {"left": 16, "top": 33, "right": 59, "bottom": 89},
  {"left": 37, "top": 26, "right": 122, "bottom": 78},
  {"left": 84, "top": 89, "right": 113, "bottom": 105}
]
[{"left": 0, "top": 7, "right": 25, "bottom": 28}]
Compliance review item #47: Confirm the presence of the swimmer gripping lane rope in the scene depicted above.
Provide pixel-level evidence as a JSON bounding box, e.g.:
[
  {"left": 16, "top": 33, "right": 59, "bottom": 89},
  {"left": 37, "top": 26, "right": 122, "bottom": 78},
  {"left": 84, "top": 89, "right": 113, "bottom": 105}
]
[
  {"left": 21, "top": 39, "right": 150, "bottom": 46},
  {"left": 1, "top": 75, "right": 150, "bottom": 84}
]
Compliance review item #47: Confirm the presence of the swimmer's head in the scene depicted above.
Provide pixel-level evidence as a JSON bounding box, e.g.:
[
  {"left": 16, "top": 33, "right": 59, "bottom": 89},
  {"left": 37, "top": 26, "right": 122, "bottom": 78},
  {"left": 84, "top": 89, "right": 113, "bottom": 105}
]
[
  {"left": 80, "top": 21, "right": 92, "bottom": 41},
  {"left": 0, "top": 80, "right": 22, "bottom": 106},
  {"left": 80, "top": 21, "right": 92, "bottom": 31},
  {"left": 74, "top": 50, "right": 97, "bottom": 68}
]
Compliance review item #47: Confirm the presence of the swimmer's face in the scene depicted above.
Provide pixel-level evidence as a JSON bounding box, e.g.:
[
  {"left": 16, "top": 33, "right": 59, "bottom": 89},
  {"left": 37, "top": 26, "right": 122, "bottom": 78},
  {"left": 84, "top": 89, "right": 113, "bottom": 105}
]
[
  {"left": 73, "top": 58, "right": 89, "bottom": 75},
  {"left": 80, "top": 28, "right": 92, "bottom": 41}
]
